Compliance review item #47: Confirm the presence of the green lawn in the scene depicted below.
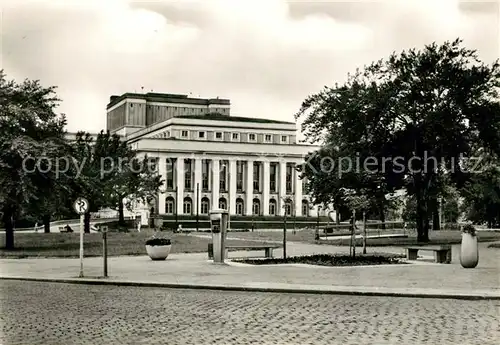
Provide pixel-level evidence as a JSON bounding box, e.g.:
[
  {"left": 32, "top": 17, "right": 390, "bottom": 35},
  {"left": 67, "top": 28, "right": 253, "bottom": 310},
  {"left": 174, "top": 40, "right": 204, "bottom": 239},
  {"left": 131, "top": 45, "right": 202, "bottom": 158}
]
[
  {"left": 0, "top": 229, "right": 272, "bottom": 258},
  {"left": 228, "top": 228, "right": 317, "bottom": 242},
  {"left": 227, "top": 229, "right": 500, "bottom": 246},
  {"left": 3, "top": 228, "right": 499, "bottom": 258}
]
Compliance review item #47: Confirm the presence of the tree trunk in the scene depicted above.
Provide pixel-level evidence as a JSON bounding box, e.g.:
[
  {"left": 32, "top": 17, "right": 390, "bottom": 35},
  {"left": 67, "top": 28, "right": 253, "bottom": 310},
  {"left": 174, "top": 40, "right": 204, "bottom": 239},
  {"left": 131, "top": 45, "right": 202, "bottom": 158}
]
[
  {"left": 378, "top": 202, "right": 386, "bottom": 230},
  {"left": 415, "top": 190, "right": 430, "bottom": 242},
  {"left": 350, "top": 210, "right": 356, "bottom": 258},
  {"left": 43, "top": 214, "right": 51, "bottom": 233},
  {"left": 432, "top": 208, "right": 440, "bottom": 231},
  {"left": 362, "top": 211, "right": 367, "bottom": 254},
  {"left": 416, "top": 200, "right": 430, "bottom": 242},
  {"left": 335, "top": 210, "right": 340, "bottom": 225},
  {"left": 84, "top": 212, "right": 90, "bottom": 233},
  {"left": 118, "top": 198, "right": 125, "bottom": 226},
  {"left": 429, "top": 197, "right": 440, "bottom": 230},
  {"left": 2, "top": 206, "right": 14, "bottom": 249}
]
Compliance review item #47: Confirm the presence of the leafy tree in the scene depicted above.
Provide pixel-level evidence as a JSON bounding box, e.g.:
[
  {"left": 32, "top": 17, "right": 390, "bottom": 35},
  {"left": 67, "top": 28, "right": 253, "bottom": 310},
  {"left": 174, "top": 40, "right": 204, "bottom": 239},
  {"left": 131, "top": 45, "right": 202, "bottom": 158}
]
[
  {"left": 27, "top": 139, "right": 75, "bottom": 232},
  {"left": 460, "top": 164, "right": 500, "bottom": 227},
  {"left": 68, "top": 131, "right": 163, "bottom": 230},
  {"left": 0, "top": 71, "right": 67, "bottom": 248},
  {"left": 442, "top": 198, "right": 460, "bottom": 224},
  {"left": 66, "top": 132, "right": 108, "bottom": 232},
  {"left": 296, "top": 39, "right": 500, "bottom": 242},
  {"left": 402, "top": 196, "right": 417, "bottom": 223},
  {"left": 104, "top": 153, "right": 163, "bottom": 226}
]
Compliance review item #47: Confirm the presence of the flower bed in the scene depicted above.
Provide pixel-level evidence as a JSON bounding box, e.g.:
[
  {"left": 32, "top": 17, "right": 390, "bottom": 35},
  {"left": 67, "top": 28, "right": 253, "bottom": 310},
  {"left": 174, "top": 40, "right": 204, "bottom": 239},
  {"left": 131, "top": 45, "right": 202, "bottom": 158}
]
[{"left": 233, "top": 253, "right": 406, "bottom": 266}]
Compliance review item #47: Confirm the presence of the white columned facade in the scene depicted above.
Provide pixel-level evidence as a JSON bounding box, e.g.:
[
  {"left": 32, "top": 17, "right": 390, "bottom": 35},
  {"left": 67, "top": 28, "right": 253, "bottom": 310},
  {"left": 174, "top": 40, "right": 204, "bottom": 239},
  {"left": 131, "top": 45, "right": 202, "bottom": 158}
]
[
  {"left": 158, "top": 156, "right": 166, "bottom": 214},
  {"left": 194, "top": 158, "right": 202, "bottom": 215},
  {"left": 212, "top": 159, "right": 220, "bottom": 212},
  {"left": 245, "top": 159, "right": 254, "bottom": 216},
  {"left": 229, "top": 159, "right": 237, "bottom": 215},
  {"left": 278, "top": 160, "right": 286, "bottom": 216},
  {"left": 262, "top": 160, "right": 270, "bottom": 216},
  {"left": 176, "top": 158, "right": 184, "bottom": 215},
  {"left": 294, "top": 164, "right": 303, "bottom": 217}
]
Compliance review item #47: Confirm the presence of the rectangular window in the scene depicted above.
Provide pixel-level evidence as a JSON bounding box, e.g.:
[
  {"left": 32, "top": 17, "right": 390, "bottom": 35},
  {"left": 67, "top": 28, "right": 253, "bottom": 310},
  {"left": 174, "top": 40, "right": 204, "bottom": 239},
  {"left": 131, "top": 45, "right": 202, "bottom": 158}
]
[
  {"left": 270, "top": 163, "right": 277, "bottom": 193},
  {"left": 202, "top": 160, "right": 209, "bottom": 191},
  {"left": 253, "top": 162, "right": 260, "bottom": 192},
  {"left": 199, "top": 131, "right": 205, "bottom": 138},
  {"left": 232, "top": 133, "right": 239, "bottom": 141},
  {"left": 166, "top": 158, "right": 174, "bottom": 189},
  {"left": 249, "top": 133, "right": 256, "bottom": 141},
  {"left": 236, "top": 161, "right": 244, "bottom": 192},
  {"left": 215, "top": 132, "right": 222, "bottom": 139},
  {"left": 184, "top": 159, "right": 192, "bottom": 190},
  {"left": 181, "top": 130, "right": 188, "bottom": 138},
  {"left": 281, "top": 135, "right": 288, "bottom": 142},
  {"left": 286, "top": 164, "right": 293, "bottom": 194},
  {"left": 265, "top": 134, "right": 272, "bottom": 142},
  {"left": 302, "top": 177, "right": 308, "bottom": 194},
  {"left": 220, "top": 161, "right": 227, "bottom": 192},
  {"left": 166, "top": 200, "right": 174, "bottom": 215}
]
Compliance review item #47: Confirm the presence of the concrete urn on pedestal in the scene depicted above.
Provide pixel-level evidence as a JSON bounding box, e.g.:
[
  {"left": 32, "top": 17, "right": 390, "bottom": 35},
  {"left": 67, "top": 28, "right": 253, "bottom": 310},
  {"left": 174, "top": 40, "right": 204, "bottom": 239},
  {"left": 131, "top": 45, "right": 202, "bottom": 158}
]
[
  {"left": 145, "top": 236, "right": 172, "bottom": 261},
  {"left": 460, "top": 225, "right": 478, "bottom": 268}
]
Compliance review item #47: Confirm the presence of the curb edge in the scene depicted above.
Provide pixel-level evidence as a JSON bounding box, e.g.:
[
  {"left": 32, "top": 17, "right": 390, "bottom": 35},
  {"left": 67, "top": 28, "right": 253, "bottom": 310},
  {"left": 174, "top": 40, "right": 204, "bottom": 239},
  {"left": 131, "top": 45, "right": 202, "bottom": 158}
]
[{"left": 1, "top": 276, "right": 499, "bottom": 301}]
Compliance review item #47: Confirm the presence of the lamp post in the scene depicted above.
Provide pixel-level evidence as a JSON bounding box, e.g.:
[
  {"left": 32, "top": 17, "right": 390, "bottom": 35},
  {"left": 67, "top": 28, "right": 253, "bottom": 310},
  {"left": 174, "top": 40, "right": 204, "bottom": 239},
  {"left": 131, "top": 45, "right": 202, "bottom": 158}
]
[
  {"left": 196, "top": 183, "right": 200, "bottom": 232},
  {"left": 317, "top": 205, "right": 322, "bottom": 232},
  {"left": 281, "top": 196, "right": 290, "bottom": 259},
  {"left": 283, "top": 202, "right": 287, "bottom": 259},
  {"left": 175, "top": 185, "right": 178, "bottom": 231}
]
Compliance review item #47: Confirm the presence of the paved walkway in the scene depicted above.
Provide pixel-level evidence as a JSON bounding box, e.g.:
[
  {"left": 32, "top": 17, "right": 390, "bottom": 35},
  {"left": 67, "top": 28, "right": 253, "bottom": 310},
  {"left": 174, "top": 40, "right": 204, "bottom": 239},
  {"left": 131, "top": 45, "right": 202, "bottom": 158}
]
[
  {"left": 1, "top": 241, "right": 499, "bottom": 299},
  {"left": 2, "top": 280, "right": 499, "bottom": 345}
]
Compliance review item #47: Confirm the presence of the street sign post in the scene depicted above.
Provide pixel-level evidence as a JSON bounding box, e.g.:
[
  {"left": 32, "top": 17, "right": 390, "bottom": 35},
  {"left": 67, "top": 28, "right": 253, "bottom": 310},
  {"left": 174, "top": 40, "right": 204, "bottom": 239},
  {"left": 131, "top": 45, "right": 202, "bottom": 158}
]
[
  {"left": 73, "top": 197, "right": 89, "bottom": 278},
  {"left": 99, "top": 225, "right": 108, "bottom": 277}
]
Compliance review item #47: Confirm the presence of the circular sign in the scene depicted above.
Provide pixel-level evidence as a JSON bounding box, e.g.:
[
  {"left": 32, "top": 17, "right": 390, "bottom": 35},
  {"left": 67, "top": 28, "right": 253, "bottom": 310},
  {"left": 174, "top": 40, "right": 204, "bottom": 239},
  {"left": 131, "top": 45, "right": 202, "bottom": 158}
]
[{"left": 73, "top": 197, "right": 89, "bottom": 215}]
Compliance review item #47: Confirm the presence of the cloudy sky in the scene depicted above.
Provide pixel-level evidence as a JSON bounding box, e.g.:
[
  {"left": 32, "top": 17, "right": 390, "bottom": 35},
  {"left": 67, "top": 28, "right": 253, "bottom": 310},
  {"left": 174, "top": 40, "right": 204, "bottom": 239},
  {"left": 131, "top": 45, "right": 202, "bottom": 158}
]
[{"left": 1, "top": 0, "right": 499, "bottom": 133}]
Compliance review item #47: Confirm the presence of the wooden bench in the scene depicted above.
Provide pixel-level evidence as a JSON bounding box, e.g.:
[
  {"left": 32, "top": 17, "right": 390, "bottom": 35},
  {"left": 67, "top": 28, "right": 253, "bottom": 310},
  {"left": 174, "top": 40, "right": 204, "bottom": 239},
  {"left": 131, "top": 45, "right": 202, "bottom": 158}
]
[
  {"left": 406, "top": 245, "right": 452, "bottom": 264},
  {"left": 208, "top": 243, "right": 282, "bottom": 259}
]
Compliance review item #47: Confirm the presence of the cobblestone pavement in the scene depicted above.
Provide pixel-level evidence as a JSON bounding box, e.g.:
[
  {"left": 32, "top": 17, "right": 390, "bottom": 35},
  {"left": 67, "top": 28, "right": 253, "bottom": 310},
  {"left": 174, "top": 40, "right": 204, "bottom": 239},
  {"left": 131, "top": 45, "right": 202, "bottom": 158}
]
[{"left": 1, "top": 281, "right": 499, "bottom": 345}]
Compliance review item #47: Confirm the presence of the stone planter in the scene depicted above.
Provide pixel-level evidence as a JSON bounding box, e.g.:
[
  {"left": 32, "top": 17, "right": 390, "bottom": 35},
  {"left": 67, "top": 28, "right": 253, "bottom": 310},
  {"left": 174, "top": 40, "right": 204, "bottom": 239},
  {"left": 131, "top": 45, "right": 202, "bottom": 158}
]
[
  {"left": 460, "top": 233, "right": 478, "bottom": 268},
  {"left": 146, "top": 244, "right": 171, "bottom": 260}
]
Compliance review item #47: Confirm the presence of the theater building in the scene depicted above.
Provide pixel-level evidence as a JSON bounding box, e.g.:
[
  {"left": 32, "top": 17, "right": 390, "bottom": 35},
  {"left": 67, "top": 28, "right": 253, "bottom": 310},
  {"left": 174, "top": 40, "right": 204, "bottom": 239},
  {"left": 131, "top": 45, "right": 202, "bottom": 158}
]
[{"left": 103, "top": 92, "right": 330, "bottom": 228}]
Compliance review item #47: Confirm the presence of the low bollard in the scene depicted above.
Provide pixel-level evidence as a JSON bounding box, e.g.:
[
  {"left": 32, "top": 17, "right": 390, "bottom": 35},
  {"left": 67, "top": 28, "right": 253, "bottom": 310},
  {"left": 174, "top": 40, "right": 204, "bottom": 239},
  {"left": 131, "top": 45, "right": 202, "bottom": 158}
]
[{"left": 100, "top": 225, "right": 108, "bottom": 277}]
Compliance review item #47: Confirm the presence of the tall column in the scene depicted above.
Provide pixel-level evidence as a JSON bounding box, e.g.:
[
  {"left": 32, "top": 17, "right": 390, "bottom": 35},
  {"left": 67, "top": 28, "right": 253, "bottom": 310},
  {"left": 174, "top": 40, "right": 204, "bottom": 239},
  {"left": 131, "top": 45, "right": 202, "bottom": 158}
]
[
  {"left": 278, "top": 160, "right": 287, "bottom": 216},
  {"left": 194, "top": 158, "right": 202, "bottom": 215},
  {"left": 245, "top": 159, "right": 254, "bottom": 216},
  {"left": 229, "top": 159, "right": 237, "bottom": 215},
  {"left": 212, "top": 159, "right": 220, "bottom": 212},
  {"left": 158, "top": 156, "right": 166, "bottom": 214},
  {"left": 262, "top": 160, "right": 270, "bottom": 216},
  {"left": 294, "top": 164, "right": 303, "bottom": 217},
  {"left": 176, "top": 158, "right": 184, "bottom": 215}
]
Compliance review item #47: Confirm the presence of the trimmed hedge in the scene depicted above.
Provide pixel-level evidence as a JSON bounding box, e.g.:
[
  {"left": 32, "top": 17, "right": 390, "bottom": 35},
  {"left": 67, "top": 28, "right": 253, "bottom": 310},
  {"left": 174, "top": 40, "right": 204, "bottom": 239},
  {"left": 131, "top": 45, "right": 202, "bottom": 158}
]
[
  {"left": 98, "top": 220, "right": 136, "bottom": 230},
  {"left": 157, "top": 215, "right": 330, "bottom": 222},
  {"left": 233, "top": 254, "right": 405, "bottom": 266},
  {"left": 158, "top": 220, "right": 328, "bottom": 230}
]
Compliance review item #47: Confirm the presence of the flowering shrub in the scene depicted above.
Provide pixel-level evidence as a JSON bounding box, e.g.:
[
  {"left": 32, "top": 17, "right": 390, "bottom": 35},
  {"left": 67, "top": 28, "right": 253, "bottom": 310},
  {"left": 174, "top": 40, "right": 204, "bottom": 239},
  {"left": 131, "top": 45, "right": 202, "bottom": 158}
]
[
  {"left": 462, "top": 224, "right": 476, "bottom": 236},
  {"left": 145, "top": 237, "right": 171, "bottom": 246}
]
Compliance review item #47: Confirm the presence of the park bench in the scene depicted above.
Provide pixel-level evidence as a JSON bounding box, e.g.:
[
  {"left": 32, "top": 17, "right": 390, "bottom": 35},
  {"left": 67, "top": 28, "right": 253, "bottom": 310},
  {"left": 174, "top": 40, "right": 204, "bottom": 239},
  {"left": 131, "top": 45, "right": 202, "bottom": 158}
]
[
  {"left": 405, "top": 245, "right": 452, "bottom": 264},
  {"left": 208, "top": 243, "right": 282, "bottom": 259}
]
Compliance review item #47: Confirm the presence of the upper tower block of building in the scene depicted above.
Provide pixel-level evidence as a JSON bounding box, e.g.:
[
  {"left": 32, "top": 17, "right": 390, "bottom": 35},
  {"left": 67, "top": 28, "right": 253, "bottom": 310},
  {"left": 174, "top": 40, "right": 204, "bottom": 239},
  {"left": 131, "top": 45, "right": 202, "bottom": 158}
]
[{"left": 106, "top": 92, "right": 231, "bottom": 135}]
